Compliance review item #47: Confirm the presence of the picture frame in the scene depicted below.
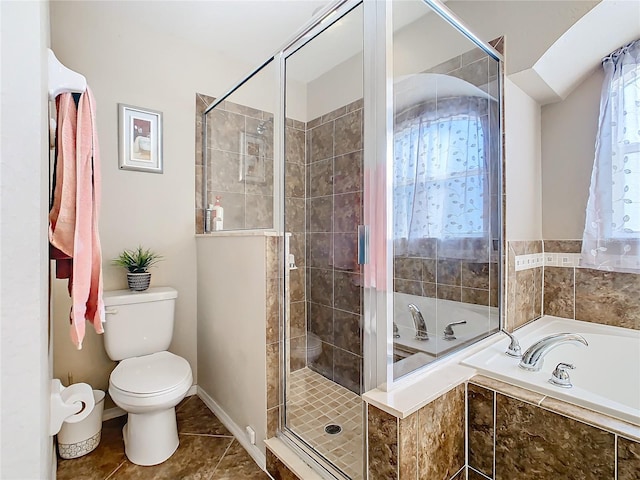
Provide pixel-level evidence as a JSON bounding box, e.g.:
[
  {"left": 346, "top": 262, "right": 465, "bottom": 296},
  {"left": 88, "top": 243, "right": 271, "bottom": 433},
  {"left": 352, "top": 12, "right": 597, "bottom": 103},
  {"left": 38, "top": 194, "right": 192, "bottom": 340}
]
[
  {"left": 239, "top": 131, "right": 266, "bottom": 184},
  {"left": 118, "top": 104, "right": 163, "bottom": 174}
]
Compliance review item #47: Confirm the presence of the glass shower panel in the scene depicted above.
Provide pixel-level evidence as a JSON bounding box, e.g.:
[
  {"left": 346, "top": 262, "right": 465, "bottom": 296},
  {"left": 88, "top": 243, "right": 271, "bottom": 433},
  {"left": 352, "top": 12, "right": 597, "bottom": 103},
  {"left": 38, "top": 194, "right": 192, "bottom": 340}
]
[
  {"left": 204, "top": 60, "right": 276, "bottom": 231},
  {"left": 391, "top": 0, "right": 501, "bottom": 379},
  {"left": 283, "top": 4, "right": 364, "bottom": 479}
]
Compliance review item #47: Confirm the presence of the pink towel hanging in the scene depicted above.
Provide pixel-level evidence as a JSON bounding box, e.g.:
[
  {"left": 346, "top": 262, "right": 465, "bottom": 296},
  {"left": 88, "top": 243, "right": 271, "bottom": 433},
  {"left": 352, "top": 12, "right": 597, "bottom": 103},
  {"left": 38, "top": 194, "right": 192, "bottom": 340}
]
[{"left": 50, "top": 88, "right": 105, "bottom": 349}]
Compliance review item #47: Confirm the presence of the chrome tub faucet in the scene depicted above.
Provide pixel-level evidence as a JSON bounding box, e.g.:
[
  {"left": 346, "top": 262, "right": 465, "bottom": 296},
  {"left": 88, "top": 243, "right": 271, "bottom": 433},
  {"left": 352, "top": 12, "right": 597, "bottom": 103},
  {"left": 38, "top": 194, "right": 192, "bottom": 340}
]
[
  {"left": 407, "top": 304, "right": 429, "bottom": 341},
  {"left": 443, "top": 320, "right": 467, "bottom": 341},
  {"left": 501, "top": 329, "right": 522, "bottom": 358},
  {"left": 519, "top": 333, "right": 588, "bottom": 371}
]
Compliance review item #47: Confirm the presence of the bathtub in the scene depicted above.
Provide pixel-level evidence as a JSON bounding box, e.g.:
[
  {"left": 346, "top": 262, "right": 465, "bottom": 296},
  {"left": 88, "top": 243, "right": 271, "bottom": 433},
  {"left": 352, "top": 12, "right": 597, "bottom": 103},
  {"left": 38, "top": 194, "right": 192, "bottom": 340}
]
[
  {"left": 463, "top": 316, "right": 640, "bottom": 426},
  {"left": 393, "top": 292, "right": 499, "bottom": 358}
]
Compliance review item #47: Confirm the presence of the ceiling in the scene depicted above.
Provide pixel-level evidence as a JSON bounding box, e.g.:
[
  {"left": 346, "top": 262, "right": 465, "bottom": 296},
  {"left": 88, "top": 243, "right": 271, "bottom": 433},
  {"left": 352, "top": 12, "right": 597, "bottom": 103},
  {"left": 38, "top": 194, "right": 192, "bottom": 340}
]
[
  {"left": 82, "top": 0, "right": 624, "bottom": 99},
  {"left": 96, "top": 0, "right": 331, "bottom": 77}
]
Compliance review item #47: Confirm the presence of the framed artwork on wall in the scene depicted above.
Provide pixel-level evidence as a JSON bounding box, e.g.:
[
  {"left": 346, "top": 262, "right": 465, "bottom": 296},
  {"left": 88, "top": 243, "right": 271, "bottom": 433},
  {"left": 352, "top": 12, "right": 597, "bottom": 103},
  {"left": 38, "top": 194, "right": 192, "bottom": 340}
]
[{"left": 118, "top": 104, "right": 163, "bottom": 173}]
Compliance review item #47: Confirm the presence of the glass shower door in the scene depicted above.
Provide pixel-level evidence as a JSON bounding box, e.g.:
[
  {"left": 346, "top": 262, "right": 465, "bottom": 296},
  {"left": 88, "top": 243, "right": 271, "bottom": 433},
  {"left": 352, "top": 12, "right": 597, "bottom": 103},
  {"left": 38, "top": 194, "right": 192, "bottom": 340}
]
[{"left": 282, "top": 3, "right": 365, "bottom": 479}]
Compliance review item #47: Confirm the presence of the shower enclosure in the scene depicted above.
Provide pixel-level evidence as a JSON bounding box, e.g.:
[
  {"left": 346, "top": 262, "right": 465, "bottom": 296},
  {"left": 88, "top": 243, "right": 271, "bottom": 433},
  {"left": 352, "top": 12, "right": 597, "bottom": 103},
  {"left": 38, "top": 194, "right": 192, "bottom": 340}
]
[{"left": 201, "top": 1, "right": 502, "bottom": 478}]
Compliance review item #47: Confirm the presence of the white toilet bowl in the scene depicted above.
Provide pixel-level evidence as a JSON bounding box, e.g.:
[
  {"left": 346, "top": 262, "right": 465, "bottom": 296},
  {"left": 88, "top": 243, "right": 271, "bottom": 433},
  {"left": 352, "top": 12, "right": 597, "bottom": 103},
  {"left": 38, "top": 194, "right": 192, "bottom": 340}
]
[
  {"left": 291, "top": 333, "right": 322, "bottom": 363},
  {"left": 109, "top": 351, "right": 192, "bottom": 466}
]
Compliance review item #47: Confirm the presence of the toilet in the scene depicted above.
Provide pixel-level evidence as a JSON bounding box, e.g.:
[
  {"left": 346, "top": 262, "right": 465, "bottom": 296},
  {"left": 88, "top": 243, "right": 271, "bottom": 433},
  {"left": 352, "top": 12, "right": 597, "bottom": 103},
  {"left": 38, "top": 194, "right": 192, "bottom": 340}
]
[
  {"left": 291, "top": 333, "right": 322, "bottom": 363},
  {"left": 103, "top": 287, "right": 192, "bottom": 466}
]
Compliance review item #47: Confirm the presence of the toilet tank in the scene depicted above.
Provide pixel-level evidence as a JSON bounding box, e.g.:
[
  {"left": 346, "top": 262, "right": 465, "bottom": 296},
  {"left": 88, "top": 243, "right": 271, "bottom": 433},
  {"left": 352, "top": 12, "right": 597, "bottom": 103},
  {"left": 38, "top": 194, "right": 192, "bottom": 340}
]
[{"left": 103, "top": 287, "right": 178, "bottom": 361}]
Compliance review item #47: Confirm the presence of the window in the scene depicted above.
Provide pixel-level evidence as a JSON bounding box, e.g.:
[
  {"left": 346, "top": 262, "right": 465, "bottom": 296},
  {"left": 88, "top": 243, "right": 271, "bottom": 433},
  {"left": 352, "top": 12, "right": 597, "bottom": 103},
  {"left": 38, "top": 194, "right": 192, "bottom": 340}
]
[
  {"left": 582, "top": 39, "right": 640, "bottom": 273},
  {"left": 610, "top": 63, "right": 640, "bottom": 237},
  {"left": 393, "top": 113, "right": 487, "bottom": 240}
]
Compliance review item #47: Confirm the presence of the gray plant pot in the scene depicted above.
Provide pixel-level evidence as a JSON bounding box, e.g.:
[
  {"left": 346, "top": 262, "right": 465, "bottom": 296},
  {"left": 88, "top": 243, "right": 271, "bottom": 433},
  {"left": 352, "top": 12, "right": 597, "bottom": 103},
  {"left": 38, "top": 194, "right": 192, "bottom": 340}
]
[{"left": 127, "top": 272, "right": 151, "bottom": 291}]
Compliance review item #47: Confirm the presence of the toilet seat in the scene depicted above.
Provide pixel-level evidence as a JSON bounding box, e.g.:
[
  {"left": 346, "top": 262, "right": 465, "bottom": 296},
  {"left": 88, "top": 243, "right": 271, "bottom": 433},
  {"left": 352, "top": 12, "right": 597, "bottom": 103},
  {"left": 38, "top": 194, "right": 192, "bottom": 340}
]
[{"left": 110, "top": 351, "right": 191, "bottom": 397}]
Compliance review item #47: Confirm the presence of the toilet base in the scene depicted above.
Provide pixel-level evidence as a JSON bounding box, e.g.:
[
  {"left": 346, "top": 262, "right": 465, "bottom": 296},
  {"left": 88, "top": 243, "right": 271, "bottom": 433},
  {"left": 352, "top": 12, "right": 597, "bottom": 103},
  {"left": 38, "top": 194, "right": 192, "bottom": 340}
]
[{"left": 122, "top": 407, "right": 179, "bottom": 466}]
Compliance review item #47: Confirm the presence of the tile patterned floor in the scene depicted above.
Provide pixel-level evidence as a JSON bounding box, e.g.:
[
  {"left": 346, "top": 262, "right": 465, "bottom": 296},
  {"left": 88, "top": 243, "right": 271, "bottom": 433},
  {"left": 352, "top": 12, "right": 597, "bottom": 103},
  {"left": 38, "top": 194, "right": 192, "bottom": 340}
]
[
  {"left": 287, "top": 368, "right": 363, "bottom": 480},
  {"left": 56, "top": 395, "right": 271, "bottom": 480}
]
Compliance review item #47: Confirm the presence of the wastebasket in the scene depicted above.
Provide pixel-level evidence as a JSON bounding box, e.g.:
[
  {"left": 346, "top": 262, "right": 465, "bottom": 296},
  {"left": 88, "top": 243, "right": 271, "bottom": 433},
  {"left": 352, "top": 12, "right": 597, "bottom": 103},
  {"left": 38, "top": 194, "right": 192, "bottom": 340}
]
[{"left": 57, "top": 389, "right": 105, "bottom": 459}]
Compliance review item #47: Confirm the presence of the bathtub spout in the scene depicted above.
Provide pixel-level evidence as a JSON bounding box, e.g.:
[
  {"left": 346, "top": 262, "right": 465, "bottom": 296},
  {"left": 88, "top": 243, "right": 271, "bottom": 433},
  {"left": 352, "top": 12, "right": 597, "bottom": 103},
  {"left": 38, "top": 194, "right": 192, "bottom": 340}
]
[
  {"left": 407, "top": 304, "right": 429, "bottom": 341},
  {"left": 519, "top": 333, "right": 588, "bottom": 372}
]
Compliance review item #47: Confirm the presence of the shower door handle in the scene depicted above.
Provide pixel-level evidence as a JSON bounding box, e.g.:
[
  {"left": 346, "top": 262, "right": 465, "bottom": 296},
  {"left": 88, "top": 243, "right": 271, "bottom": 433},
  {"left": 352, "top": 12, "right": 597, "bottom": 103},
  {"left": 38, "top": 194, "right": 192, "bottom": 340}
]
[{"left": 357, "top": 225, "right": 369, "bottom": 265}]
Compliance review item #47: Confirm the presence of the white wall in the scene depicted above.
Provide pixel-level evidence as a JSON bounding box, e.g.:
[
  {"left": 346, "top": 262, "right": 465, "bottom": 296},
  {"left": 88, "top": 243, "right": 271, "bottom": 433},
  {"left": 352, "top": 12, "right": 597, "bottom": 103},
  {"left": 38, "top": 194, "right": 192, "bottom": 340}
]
[
  {"left": 0, "top": 1, "right": 53, "bottom": 478},
  {"left": 196, "top": 236, "right": 267, "bottom": 454},
  {"left": 504, "top": 78, "right": 542, "bottom": 240},
  {"left": 447, "top": 0, "right": 599, "bottom": 75},
  {"left": 541, "top": 68, "right": 603, "bottom": 239},
  {"left": 48, "top": 1, "right": 266, "bottom": 398}
]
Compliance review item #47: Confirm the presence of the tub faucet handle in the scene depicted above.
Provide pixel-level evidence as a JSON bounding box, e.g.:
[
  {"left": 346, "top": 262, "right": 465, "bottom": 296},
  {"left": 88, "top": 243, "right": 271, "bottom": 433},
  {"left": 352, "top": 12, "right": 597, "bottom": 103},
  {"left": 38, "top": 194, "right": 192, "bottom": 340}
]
[
  {"left": 549, "top": 362, "right": 575, "bottom": 388},
  {"left": 501, "top": 329, "right": 522, "bottom": 358},
  {"left": 393, "top": 321, "right": 401, "bottom": 339},
  {"left": 443, "top": 320, "right": 467, "bottom": 340}
]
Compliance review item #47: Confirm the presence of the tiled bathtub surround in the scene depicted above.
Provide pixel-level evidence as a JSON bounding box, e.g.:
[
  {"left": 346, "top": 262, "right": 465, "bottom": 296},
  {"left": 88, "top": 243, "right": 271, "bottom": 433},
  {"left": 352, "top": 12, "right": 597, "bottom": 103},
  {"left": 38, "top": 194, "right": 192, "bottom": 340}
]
[
  {"left": 367, "top": 383, "right": 466, "bottom": 480},
  {"left": 195, "top": 93, "right": 275, "bottom": 233},
  {"left": 506, "top": 240, "right": 543, "bottom": 331},
  {"left": 394, "top": 252, "right": 499, "bottom": 307},
  {"left": 305, "top": 99, "right": 364, "bottom": 395},
  {"left": 543, "top": 240, "right": 640, "bottom": 330},
  {"left": 468, "top": 375, "right": 640, "bottom": 480}
]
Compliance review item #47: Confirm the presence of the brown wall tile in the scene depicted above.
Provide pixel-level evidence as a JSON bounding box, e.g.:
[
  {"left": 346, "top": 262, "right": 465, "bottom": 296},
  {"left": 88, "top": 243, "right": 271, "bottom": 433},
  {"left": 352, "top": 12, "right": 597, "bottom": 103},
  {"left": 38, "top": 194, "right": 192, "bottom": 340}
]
[
  {"left": 266, "top": 342, "right": 280, "bottom": 410},
  {"left": 266, "top": 450, "right": 300, "bottom": 480},
  {"left": 461, "top": 262, "right": 491, "bottom": 289},
  {"left": 437, "top": 285, "right": 462, "bottom": 302},
  {"left": 267, "top": 406, "right": 279, "bottom": 439},
  {"left": 449, "top": 468, "right": 466, "bottom": 480},
  {"left": 333, "top": 347, "right": 361, "bottom": 394},
  {"left": 309, "top": 122, "right": 334, "bottom": 162},
  {"left": 575, "top": 268, "right": 640, "bottom": 330},
  {"left": 544, "top": 240, "right": 582, "bottom": 253},
  {"left": 468, "top": 467, "right": 490, "bottom": 480},
  {"left": 495, "top": 393, "right": 615, "bottom": 480},
  {"left": 334, "top": 109, "right": 362, "bottom": 156},
  {"left": 543, "top": 266, "right": 574, "bottom": 318},
  {"left": 334, "top": 151, "right": 362, "bottom": 194},
  {"left": 367, "top": 405, "right": 398, "bottom": 480},
  {"left": 399, "top": 413, "right": 418, "bottom": 480},
  {"left": 468, "top": 383, "right": 494, "bottom": 478},
  {"left": 618, "top": 436, "right": 640, "bottom": 480},
  {"left": 417, "top": 384, "right": 465, "bottom": 480}
]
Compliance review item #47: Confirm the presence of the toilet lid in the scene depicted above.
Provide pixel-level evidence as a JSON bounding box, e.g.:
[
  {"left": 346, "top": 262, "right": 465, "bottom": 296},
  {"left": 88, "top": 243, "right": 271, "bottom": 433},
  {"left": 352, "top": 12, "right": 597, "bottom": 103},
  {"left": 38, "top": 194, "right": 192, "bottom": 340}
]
[{"left": 111, "top": 351, "right": 191, "bottom": 395}]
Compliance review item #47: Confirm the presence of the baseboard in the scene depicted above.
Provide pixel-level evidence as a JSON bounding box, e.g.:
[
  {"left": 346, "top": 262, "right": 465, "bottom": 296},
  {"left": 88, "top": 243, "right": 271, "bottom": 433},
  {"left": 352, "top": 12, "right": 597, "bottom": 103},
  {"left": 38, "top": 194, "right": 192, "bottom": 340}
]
[
  {"left": 197, "top": 386, "right": 266, "bottom": 471},
  {"left": 103, "top": 406, "right": 126, "bottom": 421},
  {"left": 102, "top": 384, "right": 199, "bottom": 421}
]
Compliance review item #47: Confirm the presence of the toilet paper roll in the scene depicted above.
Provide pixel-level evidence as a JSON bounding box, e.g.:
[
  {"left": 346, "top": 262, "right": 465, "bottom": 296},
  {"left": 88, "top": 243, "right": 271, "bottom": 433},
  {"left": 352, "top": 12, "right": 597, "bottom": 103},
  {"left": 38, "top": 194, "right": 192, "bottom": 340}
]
[{"left": 60, "top": 383, "right": 95, "bottom": 424}]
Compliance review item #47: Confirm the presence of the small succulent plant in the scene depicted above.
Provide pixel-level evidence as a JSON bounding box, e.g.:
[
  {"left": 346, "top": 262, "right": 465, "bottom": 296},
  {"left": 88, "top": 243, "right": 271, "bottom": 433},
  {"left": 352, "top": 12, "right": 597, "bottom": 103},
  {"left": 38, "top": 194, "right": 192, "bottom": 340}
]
[{"left": 113, "top": 246, "right": 163, "bottom": 273}]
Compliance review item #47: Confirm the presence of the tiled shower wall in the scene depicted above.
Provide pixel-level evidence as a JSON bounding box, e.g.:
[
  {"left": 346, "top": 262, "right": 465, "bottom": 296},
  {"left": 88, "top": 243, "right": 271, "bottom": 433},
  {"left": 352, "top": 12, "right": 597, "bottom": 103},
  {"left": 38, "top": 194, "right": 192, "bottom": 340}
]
[
  {"left": 285, "top": 118, "right": 307, "bottom": 372},
  {"left": 195, "top": 93, "right": 274, "bottom": 233},
  {"left": 306, "top": 99, "right": 364, "bottom": 395}
]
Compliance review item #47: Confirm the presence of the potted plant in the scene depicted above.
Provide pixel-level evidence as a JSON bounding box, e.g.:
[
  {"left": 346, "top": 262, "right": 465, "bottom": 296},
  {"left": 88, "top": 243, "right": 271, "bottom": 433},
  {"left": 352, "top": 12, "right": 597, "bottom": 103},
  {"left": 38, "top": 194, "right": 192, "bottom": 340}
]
[{"left": 113, "top": 246, "right": 163, "bottom": 292}]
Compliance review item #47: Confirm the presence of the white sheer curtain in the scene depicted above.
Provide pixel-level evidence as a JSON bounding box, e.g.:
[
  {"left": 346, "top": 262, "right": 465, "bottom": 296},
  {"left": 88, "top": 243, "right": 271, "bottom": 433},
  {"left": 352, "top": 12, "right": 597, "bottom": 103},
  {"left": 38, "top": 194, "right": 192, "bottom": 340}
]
[
  {"left": 582, "top": 39, "right": 640, "bottom": 273},
  {"left": 393, "top": 96, "right": 491, "bottom": 259}
]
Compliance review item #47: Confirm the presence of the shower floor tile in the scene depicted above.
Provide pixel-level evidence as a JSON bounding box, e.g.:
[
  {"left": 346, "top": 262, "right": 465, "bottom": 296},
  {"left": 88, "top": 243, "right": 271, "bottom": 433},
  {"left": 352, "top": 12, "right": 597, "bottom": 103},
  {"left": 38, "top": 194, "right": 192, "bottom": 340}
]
[{"left": 287, "top": 368, "right": 364, "bottom": 480}]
